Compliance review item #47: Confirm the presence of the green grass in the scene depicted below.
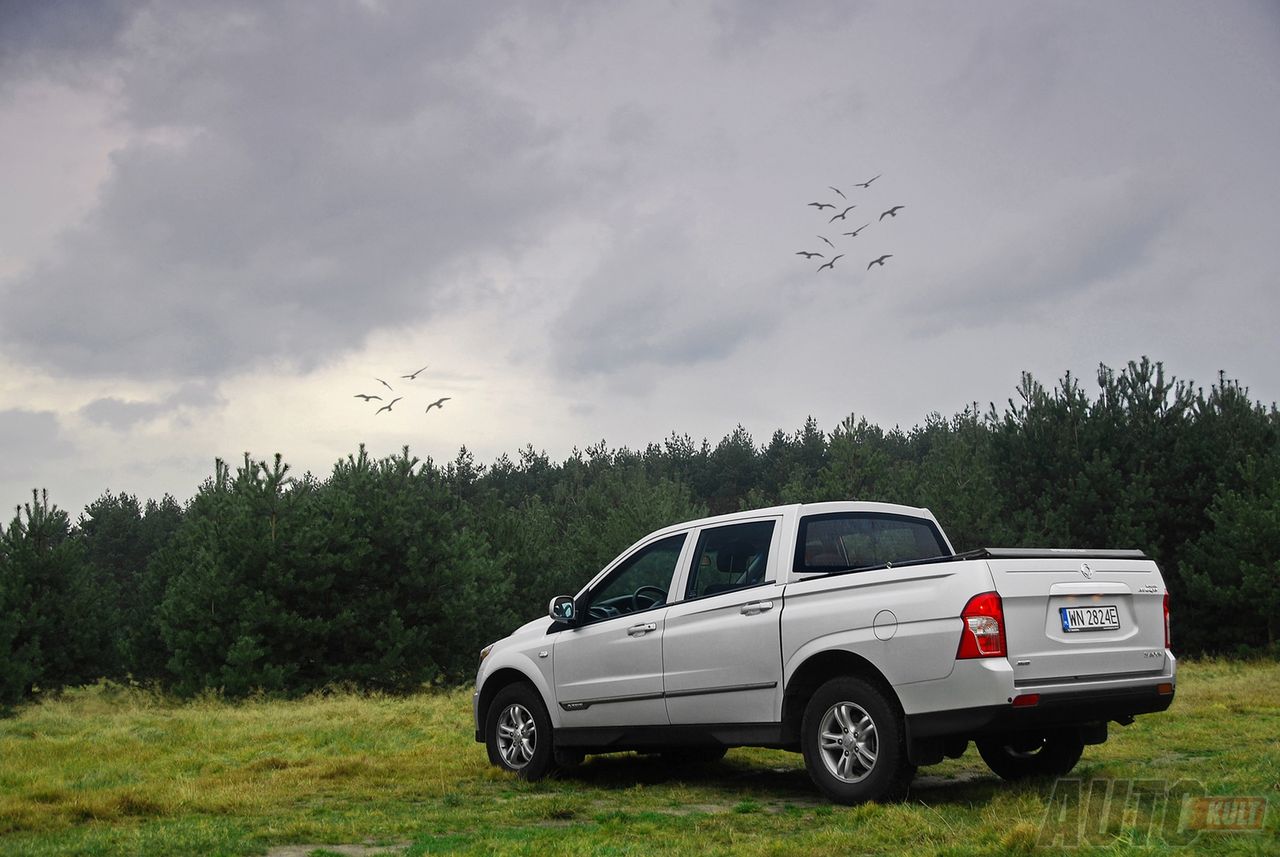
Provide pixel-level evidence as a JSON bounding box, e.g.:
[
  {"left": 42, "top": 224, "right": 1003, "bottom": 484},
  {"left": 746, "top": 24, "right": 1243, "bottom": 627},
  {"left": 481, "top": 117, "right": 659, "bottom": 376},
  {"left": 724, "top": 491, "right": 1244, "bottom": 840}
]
[{"left": 1, "top": 661, "right": 1277, "bottom": 855}]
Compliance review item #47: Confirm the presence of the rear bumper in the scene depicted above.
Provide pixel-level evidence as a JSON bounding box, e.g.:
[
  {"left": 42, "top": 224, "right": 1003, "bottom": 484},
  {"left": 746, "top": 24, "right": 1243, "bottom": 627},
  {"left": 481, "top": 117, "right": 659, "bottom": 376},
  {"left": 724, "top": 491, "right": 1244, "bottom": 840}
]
[{"left": 906, "top": 680, "right": 1175, "bottom": 740}]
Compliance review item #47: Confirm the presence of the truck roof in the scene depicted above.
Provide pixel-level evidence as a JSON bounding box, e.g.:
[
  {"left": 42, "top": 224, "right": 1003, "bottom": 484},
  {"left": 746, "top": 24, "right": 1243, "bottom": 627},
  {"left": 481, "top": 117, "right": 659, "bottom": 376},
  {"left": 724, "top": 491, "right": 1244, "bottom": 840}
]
[{"left": 642, "top": 500, "right": 938, "bottom": 541}]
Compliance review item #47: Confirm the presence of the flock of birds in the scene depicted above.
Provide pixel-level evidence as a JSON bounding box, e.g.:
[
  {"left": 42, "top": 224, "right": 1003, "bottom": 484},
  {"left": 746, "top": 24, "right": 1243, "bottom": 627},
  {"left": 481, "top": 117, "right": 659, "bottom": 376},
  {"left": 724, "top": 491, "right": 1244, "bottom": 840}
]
[
  {"left": 353, "top": 365, "right": 451, "bottom": 417},
  {"left": 348, "top": 178, "right": 900, "bottom": 421},
  {"left": 795, "top": 173, "right": 903, "bottom": 273}
]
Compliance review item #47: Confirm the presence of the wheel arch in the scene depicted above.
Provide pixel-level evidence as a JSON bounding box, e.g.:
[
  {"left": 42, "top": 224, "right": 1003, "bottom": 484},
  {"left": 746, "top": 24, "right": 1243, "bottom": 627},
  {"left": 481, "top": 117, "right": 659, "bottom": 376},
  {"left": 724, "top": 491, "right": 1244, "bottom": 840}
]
[
  {"left": 781, "top": 649, "right": 902, "bottom": 746},
  {"left": 477, "top": 667, "right": 552, "bottom": 742}
]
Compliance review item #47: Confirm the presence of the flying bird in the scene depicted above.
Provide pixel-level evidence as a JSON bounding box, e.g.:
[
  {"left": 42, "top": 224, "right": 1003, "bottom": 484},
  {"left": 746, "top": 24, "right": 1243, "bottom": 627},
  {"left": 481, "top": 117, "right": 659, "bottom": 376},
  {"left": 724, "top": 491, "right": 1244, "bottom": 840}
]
[
  {"left": 375, "top": 377, "right": 394, "bottom": 392},
  {"left": 855, "top": 174, "right": 882, "bottom": 189},
  {"left": 867, "top": 254, "right": 893, "bottom": 269},
  {"left": 401, "top": 365, "right": 428, "bottom": 380},
  {"left": 828, "top": 186, "right": 846, "bottom": 199},
  {"left": 879, "top": 206, "right": 904, "bottom": 221},
  {"left": 795, "top": 251, "right": 824, "bottom": 259},
  {"left": 829, "top": 205, "right": 856, "bottom": 223},
  {"left": 817, "top": 255, "right": 844, "bottom": 272},
  {"left": 808, "top": 202, "right": 836, "bottom": 210},
  {"left": 375, "top": 397, "right": 403, "bottom": 414},
  {"left": 353, "top": 394, "right": 382, "bottom": 402},
  {"left": 818, "top": 235, "right": 835, "bottom": 249},
  {"left": 843, "top": 224, "right": 870, "bottom": 238},
  {"left": 424, "top": 397, "right": 452, "bottom": 413}
]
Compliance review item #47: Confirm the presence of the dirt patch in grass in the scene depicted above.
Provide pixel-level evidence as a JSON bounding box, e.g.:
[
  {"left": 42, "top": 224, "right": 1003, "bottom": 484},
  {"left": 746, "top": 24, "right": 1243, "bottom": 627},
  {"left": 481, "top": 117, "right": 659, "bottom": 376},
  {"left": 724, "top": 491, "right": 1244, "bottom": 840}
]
[
  {"left": 911, "top": 770, "right": 991, "bottom": 789},
  {"left": 263, "top": 842, "right": 409, "bottom": 857}
]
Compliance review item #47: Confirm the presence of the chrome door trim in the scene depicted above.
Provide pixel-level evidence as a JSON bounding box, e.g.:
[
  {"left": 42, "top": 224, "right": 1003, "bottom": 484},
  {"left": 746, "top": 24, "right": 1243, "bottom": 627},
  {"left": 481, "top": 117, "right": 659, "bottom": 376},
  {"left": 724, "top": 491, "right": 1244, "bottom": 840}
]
[{"left": 559, "top": 681, "right": 778, "bottom": 711}]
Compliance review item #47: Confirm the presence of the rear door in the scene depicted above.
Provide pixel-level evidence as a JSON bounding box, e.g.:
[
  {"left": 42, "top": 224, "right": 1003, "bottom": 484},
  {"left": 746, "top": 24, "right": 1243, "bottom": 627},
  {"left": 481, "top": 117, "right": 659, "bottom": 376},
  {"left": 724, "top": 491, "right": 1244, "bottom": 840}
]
[
  {"left": 986, "top": 552, "right": 1169, "bottom": 684},
  {"left": 662, "top": 517, "right": 784, "bottom": 724}
]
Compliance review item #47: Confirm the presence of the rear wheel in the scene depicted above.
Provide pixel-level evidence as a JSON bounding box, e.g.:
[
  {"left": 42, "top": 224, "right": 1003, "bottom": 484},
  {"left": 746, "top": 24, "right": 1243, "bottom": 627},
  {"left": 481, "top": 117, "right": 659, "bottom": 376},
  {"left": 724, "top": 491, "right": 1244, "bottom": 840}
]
[
  {"left": 800, "top": 676, "right": 914, "bottom": 804},
  {"left": 976, "top": 730, "right": 1084, "bottom": 781},
  {"left": 486, "top": 683, "right": 557, "bottom": 780}
]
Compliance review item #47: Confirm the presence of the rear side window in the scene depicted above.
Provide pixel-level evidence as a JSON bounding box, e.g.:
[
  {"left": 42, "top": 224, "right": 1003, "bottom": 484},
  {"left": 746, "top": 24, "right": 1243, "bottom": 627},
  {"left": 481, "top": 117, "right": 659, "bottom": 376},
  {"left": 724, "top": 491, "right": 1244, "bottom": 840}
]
[
  {"left": 795, "top": 513, "right": 949, "bottom": 574},
  {"left": 685, "top": 520, "right": 776, "bottom": 600}
]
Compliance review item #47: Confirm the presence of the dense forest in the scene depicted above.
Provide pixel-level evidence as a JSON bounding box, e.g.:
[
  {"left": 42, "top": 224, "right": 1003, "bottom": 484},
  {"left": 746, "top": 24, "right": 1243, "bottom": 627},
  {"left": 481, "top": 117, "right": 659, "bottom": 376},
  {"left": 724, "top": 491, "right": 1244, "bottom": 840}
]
[{"left": 1, "top": 357, "right": 1277, "bottom": 706}]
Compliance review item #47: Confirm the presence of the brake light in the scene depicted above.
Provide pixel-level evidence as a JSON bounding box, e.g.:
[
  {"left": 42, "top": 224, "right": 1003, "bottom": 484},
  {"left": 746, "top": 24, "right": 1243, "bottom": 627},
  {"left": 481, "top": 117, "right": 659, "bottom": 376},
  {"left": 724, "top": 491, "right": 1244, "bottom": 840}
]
[
  {"left": 1163, "top": 592, "right": 1171, "bottom": 649},
  {"left": 957, "top": 591, "right": 1007, "bottom": 659}
]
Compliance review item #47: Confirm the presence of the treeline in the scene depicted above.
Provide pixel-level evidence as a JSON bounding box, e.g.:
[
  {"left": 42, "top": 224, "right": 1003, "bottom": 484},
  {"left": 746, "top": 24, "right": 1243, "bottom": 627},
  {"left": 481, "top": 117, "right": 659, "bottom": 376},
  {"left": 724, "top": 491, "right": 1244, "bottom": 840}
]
[{"left": 1, "top": 357, "right": 1276, "bottom": 705}]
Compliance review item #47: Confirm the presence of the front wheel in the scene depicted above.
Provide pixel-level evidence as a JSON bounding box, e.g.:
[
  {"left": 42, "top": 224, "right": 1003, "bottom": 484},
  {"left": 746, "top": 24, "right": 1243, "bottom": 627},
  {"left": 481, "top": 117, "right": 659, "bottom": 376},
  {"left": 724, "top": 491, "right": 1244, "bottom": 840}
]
[
  {"left": 800, "top": 676, "right": 914, "bottom": 804},
  {"left": 976, "top": 730, "right": 1084, "bottom": 781},
  {"left": 486, "top": 683, "right": 557, "bottom": 780}
]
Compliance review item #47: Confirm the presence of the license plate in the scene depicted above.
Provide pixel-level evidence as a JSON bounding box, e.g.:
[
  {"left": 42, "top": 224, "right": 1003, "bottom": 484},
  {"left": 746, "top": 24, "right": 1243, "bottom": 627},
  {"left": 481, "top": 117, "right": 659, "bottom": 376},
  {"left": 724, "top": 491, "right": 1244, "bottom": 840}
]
[{"left": 1060, "top": 605, "right": 1120, "bottom": 632}]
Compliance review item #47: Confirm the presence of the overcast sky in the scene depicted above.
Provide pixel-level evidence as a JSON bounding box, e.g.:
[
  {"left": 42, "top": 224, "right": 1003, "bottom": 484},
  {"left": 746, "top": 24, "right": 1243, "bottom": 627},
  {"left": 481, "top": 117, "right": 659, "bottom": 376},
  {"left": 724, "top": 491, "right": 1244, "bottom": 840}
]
[{"left": 2, "top": 0, "right": 1278, "bottom": 516}]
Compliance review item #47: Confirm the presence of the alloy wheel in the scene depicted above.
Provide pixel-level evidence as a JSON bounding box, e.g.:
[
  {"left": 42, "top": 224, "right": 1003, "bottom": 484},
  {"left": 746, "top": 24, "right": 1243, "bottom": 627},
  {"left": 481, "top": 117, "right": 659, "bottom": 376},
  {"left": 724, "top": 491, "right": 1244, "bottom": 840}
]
[
  {"left": 495, "top": 702, "right": 537, "bottom": 770},
  {"left": 817, "top": 701, "right": 878, "bottom": 783}
]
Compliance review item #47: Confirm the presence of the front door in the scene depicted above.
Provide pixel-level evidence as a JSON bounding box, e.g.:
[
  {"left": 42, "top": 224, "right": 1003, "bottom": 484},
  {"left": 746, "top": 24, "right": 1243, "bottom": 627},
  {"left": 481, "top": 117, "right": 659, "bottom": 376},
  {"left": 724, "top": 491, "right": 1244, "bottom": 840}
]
[{"left": 553, "top": 532, "right": 688, "bottom": 729}]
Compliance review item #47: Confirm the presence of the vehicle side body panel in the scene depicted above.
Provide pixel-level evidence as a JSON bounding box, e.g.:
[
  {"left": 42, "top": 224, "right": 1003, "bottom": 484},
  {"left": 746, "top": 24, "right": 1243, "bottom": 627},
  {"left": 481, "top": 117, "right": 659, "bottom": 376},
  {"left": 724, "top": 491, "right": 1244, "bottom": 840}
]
[{"left": 780, "top": 560, "right": 991, "bottom": 691}]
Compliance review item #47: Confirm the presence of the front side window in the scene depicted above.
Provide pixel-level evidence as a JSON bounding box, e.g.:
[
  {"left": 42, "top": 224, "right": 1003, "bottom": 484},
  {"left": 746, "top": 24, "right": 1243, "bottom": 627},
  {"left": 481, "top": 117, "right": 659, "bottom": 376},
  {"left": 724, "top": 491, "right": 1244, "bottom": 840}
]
[
  {"left": 684, "top": 520, "right": 776, "bottom": 600},
  {"left": 582, "top": 533, "right": 686, "bottom": 623},
  {"left": 795, "top": 513, "right": 949, "bottom": 574}
]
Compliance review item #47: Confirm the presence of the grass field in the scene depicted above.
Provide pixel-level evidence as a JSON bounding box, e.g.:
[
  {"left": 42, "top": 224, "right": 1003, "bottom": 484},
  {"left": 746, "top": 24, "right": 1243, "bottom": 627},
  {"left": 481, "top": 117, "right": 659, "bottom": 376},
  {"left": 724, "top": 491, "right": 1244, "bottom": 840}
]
[{"left": 0, "top": 660, "right": 1276, "bottom": 856}]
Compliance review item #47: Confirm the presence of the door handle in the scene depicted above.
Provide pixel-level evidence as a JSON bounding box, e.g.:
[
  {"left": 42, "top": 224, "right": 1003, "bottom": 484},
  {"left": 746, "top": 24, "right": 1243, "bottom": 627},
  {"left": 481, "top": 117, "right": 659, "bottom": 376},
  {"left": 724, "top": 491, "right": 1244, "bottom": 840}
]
[
  {"left": 628, "top": 622, "right": 658, "bottom": 636},
  {"left": 740, "top": 600, "right": 774, "bottom": 616}
]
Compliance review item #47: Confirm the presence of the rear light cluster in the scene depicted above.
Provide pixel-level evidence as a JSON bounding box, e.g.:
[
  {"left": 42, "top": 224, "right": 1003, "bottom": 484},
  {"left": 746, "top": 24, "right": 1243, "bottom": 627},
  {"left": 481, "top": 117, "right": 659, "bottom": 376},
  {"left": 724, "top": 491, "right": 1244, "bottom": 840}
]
[
  {"left": 957, "top": 591, "right": 1007, "bottom": 659},
  {"left": 1163, "top": 592, "right": 1171, "bottom": 649}
]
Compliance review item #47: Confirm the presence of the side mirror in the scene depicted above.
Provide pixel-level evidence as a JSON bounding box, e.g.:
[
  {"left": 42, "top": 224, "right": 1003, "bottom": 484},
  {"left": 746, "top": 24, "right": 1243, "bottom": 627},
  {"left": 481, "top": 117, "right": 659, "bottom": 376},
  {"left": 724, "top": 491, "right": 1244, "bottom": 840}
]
[{"left": 549, "top": 595, "right": 578, "bottom": 625}]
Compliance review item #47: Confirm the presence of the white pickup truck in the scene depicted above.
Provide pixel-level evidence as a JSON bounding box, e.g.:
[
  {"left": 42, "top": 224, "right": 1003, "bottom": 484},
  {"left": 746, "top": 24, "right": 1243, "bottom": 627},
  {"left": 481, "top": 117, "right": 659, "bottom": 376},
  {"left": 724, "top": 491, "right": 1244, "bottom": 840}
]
[{"left": 473, "top": 501, "right": 1175, "bottom": 803}]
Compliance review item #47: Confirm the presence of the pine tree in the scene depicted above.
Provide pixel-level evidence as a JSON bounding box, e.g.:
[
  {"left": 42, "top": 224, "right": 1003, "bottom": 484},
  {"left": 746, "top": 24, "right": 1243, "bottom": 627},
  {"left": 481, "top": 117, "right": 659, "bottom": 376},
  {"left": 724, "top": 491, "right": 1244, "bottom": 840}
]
[{"left": 0, "top": 491, "right": 114, "bottom": 701}]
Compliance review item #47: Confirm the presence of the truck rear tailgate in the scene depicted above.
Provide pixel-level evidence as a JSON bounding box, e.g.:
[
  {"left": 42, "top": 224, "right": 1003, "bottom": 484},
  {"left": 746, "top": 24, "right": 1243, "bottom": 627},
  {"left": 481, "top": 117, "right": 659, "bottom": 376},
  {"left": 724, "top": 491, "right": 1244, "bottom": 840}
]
[{"left": 983, "top": 551, "right": 1169, "bottom": 685}]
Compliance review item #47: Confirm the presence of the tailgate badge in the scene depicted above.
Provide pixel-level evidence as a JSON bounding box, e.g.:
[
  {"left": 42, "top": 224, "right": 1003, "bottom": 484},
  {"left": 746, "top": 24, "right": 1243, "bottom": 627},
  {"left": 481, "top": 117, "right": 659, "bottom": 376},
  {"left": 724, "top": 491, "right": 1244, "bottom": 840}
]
[{"left": 1080, "top": 562, "right": 1094, "bottom": 579}]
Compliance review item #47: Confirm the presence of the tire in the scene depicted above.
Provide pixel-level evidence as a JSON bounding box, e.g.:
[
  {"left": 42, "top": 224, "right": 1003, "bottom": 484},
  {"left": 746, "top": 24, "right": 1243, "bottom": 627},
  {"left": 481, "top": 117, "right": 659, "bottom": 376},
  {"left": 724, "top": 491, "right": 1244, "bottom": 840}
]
[
  {"left": 976, "top": 730, "right": 1084, "bottom": 781},
  {"left": 800, "top": 676, "right": 914, "bottom": 805},
  {"left": 485, "top": 683, "right": 557, "bottom": 781}
]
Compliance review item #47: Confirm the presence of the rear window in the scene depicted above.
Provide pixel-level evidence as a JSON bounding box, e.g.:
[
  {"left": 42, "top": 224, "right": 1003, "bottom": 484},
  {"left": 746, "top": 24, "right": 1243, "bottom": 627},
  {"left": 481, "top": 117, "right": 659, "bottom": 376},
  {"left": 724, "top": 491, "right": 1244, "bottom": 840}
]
[{"left": 794, "top": 512, "right": 950, "bottom": 574}]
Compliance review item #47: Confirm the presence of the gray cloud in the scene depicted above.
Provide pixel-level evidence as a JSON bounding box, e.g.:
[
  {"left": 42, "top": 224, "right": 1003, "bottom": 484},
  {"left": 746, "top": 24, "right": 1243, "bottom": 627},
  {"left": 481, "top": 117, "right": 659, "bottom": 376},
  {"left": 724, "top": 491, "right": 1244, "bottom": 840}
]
[
  {"left": 550, "top": 219, "right": 774, "bottom": 384},
  {"left": 0, "top": 409, "right": 74, "bottom": 486},
  {"left": 903, "top": 170, "right": 1187, "bottom": 332},
  {"left": 78, "top": 397, "right": 166, "bottom": 430},
  {"left": 0, "top": 1, "right": 585, "bottom": 380},
  {"left": 78, "top": 380, "right": 223, "bottom": 430},
  {"left": 0, "top": 0, "right": 137, "bottom": 84},
  {"left": 709, "top": 0, "right": 853, "bottom": 53}
]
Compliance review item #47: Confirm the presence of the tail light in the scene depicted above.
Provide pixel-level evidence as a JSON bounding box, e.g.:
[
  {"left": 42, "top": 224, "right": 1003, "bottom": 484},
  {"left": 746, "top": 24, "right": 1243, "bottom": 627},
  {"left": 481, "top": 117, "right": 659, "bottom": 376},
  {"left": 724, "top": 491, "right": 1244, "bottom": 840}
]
[
  {"left": 1163, "top": 592, "right": 1171, "bottom": 649},
  {"left": 957, "top": 591, "right": 1007, "bottom": 659}
]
